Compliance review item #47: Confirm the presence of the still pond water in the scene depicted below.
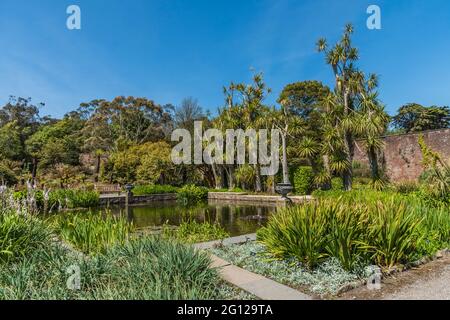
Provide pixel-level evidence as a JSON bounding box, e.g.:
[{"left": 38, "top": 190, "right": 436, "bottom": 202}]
[{"left": 94, "top": 200, "right": 278, "bottom": 236}]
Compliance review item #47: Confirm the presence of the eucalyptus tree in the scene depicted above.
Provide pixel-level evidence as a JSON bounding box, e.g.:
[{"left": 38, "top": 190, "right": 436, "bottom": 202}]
[
  {"left": 0, "top": 96, "right": 44, "bottom": 178},
  {"left": 174, "top": 97, "right": 206, "bottom": 132},
  {"left": 25, "top": 114, "right": 84, "bottom": 182}
]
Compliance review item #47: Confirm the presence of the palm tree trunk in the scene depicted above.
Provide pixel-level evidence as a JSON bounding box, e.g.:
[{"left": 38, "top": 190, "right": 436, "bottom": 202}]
[
  {"left": 322, "top": 154, "right": 332, "bottom": 189},
  {"left": 219, "top": 165, "right": 225, "bottom": 189},
  {"left": 343, "top": 133, "right": 354, "bottom": 191},
  {"left": 226, "top": 165, "right": 235, "bottom": 190},
  {"left": 254, "top": 163, "right": 262, "bottom": 192},
  {"left": 211, "top": 163, "right": 224, "bottom": 189},
  {"left": 367, "top": 146, "right": 379, "bottom": 180},
  {"left": 269, "top": 175, "right": 276, "bottom": 194},
  {"left": 281, "top": 133, "right": 289, "bottom": 184},
  {"left": 342, "top": 89, "right": 353, "bottom": 191}
]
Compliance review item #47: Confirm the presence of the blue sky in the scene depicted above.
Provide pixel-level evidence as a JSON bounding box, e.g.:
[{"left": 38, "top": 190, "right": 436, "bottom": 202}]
[{"left": 1, "top": 0, "right": 449, "bottom": 118}]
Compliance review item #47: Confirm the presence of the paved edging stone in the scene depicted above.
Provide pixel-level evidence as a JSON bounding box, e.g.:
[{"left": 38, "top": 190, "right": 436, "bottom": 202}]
[
  {"left": 195, "top": 234, "right": 313, "bottom": 300},
  {"left": 194, "top": 233, "right": 257, "bottom": 250},
  {"left": 210, "top": 255, "right": 312, "bottom": 300}
]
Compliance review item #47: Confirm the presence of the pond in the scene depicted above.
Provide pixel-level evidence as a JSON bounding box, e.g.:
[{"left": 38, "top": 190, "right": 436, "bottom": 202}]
[{"left": 87, "top": 200, "right": 278, "bottom": 237}]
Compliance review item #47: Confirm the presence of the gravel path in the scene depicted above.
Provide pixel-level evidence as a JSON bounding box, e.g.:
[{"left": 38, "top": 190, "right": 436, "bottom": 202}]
[
  {"left": 384, "top": 264, "right": 450, "bottom": 300},
  {"left": 338, "top": 254, "right": 450, "bottom": 300}
]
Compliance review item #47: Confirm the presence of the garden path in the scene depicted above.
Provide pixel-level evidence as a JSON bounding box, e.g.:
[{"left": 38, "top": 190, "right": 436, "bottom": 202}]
[{"left": 383, "top": 263, "right": 450, "bottom": 300}]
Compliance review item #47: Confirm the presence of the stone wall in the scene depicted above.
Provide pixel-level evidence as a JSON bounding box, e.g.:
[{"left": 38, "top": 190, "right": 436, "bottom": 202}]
[
  {"left": 354, "top": 129, "right": 450, "bottom": 182},
  {"left": 99, "top": 193, "right": 177, "bottom": 206},
  {"left": 208, "top": 192, "right": 312, "bottom": 204}
]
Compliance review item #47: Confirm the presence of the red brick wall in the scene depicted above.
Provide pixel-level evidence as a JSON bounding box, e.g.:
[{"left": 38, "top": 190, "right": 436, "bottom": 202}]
[{"left": 354, "top": 129, "right": 450, "bottom": 182}]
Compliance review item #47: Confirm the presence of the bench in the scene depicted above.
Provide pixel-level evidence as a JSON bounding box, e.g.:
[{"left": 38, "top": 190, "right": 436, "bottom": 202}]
[{"left": 94, "top": 184, "right": 122, "bottom": 195}]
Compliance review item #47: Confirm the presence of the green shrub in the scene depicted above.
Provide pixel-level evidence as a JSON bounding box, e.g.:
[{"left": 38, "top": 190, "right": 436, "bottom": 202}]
[
  {"left": 293, "top": 166, "right": 314, "bottom": 195},
  {"left": 414, "top": 202, "right": 450, "bottom": 255},
  {"left": 324, "top": 205, "right": 368, "bottom": 271},
  {"left": 163, "top": 220, "right": 229, "bottom": 244},
  {"left": 0, "top": 214, "right": 51, "bottom": 263},
  {"left": 47, "top": 190, "right": 99, "bottom": 209},
  {"left": 367, "top": 199, "right": 423, "bottom": 267},
  {"left": 177, "top": 185, "right": 208, "bottom": 205},
  {"left": 14, "top": 189, "right": 99, "bottom": 211},
  {"left": 353, "top": 177, "right": 372, "bottom": 186},
  {"left": 258, "top": 196, "right": 428, "bottom": 271},
  {"left": 393, "top": 181, "right": 420, "bottom": 194},
  {"left": 331, "top": 177, "right": 343, "bottom": 191},
  {"left": 0, "top": 163, "right": 17, "bottom": 186},
  {"left": 352, "top": 161, "right": 371, "bottom": 178},
  {"left": 132, "top": 184, "right": 179, "bottom": 196},
  {"left": 53, "top": 212, "right": 134, "bottom": 254},
  {"left": 0, "top": 237, "right": 227, "bottom": 300},
  {"left": 257, "top": 202, "right": 329, "bottom": 269}
]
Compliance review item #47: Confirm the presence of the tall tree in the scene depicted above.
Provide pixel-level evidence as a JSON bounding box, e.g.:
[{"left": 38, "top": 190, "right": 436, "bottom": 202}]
[
  {"left": 0, "top": 96, "right": 43, "bottom": 166},
  {"left": 174, "top": 97, "right": 206, "bottom": 131},
  {"left": 355, "top": 91, "right": 390, "bottom": 188},
  {"left": 317, "top": 24, "right": 385, "bottom": 190},
  {"left": 392, "top": 104, "right": 450, "bottom": 133},
  {"left": 217, "top": 73, "right": 271, "bottom": 192},
  {"left": 278, "top": 81, "right": 331, "bottom": 184},
  {"left": 79, "top": 100, "right": 114, "bottom": 181},
  {"left": 25, "top": 114, "right": 84, "bottom": 182}
]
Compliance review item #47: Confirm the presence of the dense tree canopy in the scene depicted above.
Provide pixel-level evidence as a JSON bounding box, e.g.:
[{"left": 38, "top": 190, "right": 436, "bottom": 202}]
[
  {"left": 392, "top": 103, "right": 450, "bottom": 133},
  {"left": 0, "top": 25, "right": 447, "bottom": 192}
]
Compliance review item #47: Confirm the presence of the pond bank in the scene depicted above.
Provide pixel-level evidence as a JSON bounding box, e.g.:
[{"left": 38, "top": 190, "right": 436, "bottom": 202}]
[
  {"left": 99, "top": 193, "right": 177, "bottom": 205},
  {"left": 208, "top": 192, "right": 313, "bottom": 205},
  {"left": 99, "top": 192, "right": 313, "bottom": 206}
]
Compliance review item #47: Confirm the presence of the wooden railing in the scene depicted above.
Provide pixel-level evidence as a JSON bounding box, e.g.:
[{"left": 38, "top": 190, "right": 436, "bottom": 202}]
[{"left": 94, "top": 184, "right": 122, "bottom": 194}]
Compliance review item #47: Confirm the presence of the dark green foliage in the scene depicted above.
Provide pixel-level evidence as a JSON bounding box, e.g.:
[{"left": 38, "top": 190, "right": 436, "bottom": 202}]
[
  {"left": 52, "top": 212, "right": 134, "bottom": 254},
  {"left": 14, "top": 189, "right": 99, "bottom": 210},
  {"left": 177, "top": 185, "right": 209, "bottom": 205},
  {"left": 331, "top": 177, "right": 343, "bottom": 191},
  {"left": 0, "top": 163, "right": 17, "bottom": 186},
  {"left": 257, "top": 202, "right": 328, "bottom": 269},
  {"left": 162, "top": 220, "right": 229, "bottom": 244},
  {"left": 293, "top": 166, "right": 314, "bottom": 195},
  {"left": 0, "top": 237, "right": 226, "bottom": 300},
  {"left": 0, "top": 214, "right": 51, "bottom": 264},
  {"left": 258, "top": 192, "right": 448, "bottom": 271},
  {"left": 132, "top": 184, "right": 179, "bottom": 196},
  {"left": 392, "top": 103, "right": 450, "bottom": 133}
]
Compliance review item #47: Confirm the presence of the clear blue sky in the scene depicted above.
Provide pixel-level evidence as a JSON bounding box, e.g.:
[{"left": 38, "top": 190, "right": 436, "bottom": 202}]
[{"left": 1, "top": 0, "right": 449, "bottom": 118}]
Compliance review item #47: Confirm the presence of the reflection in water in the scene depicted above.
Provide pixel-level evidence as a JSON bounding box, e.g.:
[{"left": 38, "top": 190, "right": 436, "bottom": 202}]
[{"left": 102, "top": 201, "right": 278, "bottom": 237}]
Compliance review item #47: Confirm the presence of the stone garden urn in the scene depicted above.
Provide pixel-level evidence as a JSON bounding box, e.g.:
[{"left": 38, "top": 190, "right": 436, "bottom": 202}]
[
  {"left": 275, "top": 182, "right": 293, "bottom": 202},
  {"left": 124, "top": 183, "right": 134, "bottom": 204}
]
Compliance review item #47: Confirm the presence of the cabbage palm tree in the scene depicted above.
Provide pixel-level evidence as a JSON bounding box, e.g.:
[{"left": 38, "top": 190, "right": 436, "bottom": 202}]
[
  {"left": 317, "top": 24, "right": 387, "bottom": 191},
  {"left": 317, "top": 24, "right": 359, "bottom": 190},
  {"left": 355, "top": 91, "right": 390, "bottom": 188}
]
